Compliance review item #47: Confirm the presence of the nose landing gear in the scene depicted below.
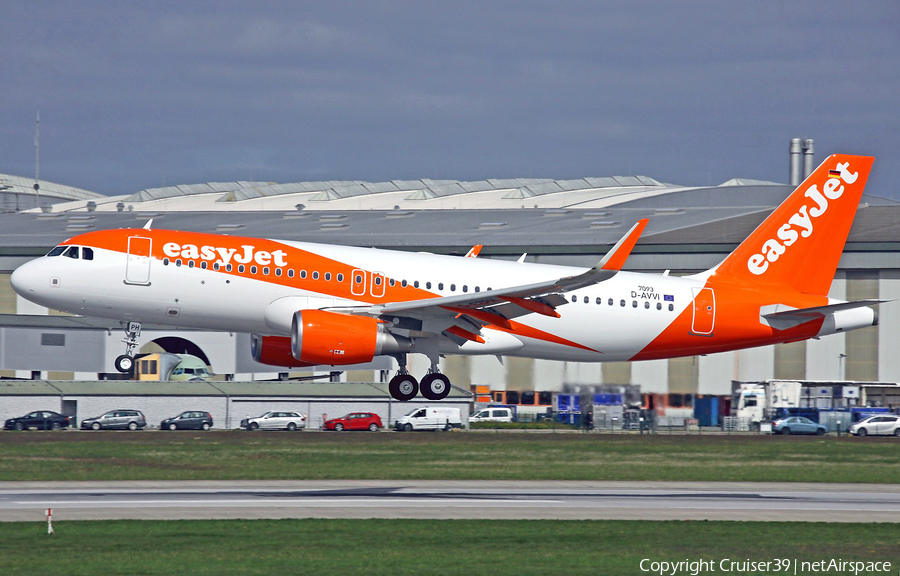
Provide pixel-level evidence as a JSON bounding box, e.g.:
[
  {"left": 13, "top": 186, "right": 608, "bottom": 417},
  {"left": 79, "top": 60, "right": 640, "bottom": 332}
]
[{"left": 114, "top": 321, "right": 141, "bottom": 373}]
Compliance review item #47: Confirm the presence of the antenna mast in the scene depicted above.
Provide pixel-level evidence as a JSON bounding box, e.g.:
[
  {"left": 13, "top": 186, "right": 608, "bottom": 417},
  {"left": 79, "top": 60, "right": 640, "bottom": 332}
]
[{"left": 34, "top": 111, "right": 41, "bottom": 210}]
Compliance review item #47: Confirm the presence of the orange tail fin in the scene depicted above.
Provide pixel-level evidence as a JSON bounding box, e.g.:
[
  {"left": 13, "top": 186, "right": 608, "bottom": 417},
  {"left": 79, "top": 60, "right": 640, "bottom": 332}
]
[{"left": 713, "top": 154, "right": 874, "bottom": 295}]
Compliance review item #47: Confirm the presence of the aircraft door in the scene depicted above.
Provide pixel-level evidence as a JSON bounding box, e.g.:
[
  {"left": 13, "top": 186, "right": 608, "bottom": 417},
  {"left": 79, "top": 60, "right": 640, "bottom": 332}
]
[
  {"left": 371, "top": 272, "right": 385, "bottom": 298},
  {"left": 125, "top": 236, "right": 152, "bottom": 286},
  {"left": 350, "top": 269, "right": 366, "bottom": 297},
  {"left": 691, "top": 287, "right": 715, "bottom": 336}
]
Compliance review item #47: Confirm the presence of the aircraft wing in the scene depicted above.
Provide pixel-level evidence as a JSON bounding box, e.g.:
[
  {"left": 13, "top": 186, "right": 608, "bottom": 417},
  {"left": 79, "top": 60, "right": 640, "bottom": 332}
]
[{"left": 326, "top": 219, "right": 648, "bottom": 340}]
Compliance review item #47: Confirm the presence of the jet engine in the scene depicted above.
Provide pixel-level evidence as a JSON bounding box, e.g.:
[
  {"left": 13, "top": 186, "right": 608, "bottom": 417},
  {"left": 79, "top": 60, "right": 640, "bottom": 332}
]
[
  {"left": 291, "top": 309, "right": 411, "bottom": 365},
  {"left": 250, "top": 334, "right": 315, "bottom": 368}
]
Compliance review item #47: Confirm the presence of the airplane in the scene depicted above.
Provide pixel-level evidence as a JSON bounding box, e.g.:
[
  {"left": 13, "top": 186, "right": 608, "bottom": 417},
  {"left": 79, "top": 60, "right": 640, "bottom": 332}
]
[{"left": 10, "top": 154, "right": 881, "bottom": 402}]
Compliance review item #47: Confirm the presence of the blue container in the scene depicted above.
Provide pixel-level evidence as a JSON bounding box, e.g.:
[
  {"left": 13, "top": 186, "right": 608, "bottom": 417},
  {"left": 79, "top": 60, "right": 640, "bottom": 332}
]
[{"left": 693, "top": 396, "right": 719, "bottom": 427}]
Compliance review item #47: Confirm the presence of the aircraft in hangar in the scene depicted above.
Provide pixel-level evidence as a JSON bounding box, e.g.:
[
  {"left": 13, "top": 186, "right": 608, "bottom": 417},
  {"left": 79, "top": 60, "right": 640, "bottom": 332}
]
[{"left": 11, "top": 154, "right": 880, "bottom": 401}]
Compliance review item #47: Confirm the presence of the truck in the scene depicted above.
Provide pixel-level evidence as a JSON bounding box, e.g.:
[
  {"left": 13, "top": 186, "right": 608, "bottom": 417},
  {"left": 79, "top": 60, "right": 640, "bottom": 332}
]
[
  {"left": 733, "top": 381, "right": 802, "bottom": 429},
  {"left": 394, "top": 406, "right": 462, "bottom": 431}
]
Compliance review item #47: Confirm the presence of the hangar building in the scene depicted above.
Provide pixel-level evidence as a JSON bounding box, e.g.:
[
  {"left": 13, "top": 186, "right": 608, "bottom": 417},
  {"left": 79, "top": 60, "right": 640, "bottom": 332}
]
[{"left": 1, "top": 159, "right": 898, "bottom": 400}]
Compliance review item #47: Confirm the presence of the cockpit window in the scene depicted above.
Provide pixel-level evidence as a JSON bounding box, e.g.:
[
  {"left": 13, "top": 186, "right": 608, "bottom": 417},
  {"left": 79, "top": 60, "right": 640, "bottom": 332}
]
[
  {"left": 82, "top": 247, "right": 94, "bottom": 260},
  {"left": 63, "top": 246, "right": 79, "bottom": 259},
  {"left": 46, "top": 246, "right": 66, "bottom": 257}
]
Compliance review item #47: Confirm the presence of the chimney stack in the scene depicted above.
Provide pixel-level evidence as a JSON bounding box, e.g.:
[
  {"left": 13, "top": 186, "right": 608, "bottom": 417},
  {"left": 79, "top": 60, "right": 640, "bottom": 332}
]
[
  {"left": 802, "top": 138, "right": 815, "bottom": 179},
  {"left": 789, "top": 138, "right": 802, "bottom": 186}
]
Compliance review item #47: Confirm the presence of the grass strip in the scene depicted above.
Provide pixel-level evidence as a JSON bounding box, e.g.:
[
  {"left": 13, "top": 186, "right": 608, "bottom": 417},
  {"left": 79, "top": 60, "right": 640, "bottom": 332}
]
[
  {"left": 0, "top": 519, "right": 897, "bottom": 575},
  {"left": 1, "top": 432, "right": 898, "bottom": 482}
]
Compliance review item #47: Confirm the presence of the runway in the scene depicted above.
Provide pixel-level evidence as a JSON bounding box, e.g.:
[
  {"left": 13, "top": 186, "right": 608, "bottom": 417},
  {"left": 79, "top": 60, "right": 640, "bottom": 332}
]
[{"left": 1, "top": 480, "right": 899, "bottom": 522}]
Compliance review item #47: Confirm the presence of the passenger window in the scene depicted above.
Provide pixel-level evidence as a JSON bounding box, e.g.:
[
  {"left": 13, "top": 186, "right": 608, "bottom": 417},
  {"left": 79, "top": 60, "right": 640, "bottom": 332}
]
[
  {"left": 632, "top": 301, "right": 638, "bottom": 308},
  {"left": 414, "top": 280, "right": 419, "bottom": 288},
  {"left": 63, "top": 246, "right": 79, "bottom": 259},
  {"left": 337, "top": 273, "right": 343, "bottom": 282},
  {"left": 620, "top": 300, "right": 625, "bottom": 307},
  {"left": 657, "top": 303, "right": 662, "bottom": 310},
  {"left": 584, "top": 296, "right": 589, "bottom": 304},
  {"left": 450, "top": 284, "right": 456, "bottom": 292},
  {"left": 426, "top": 282, "right": 432, "bottom": 289},
  {"left": 668, "top": 304, "right": 674, "bottom": 311},
  {"left": 571, "top": 295, "right": 577, "bottom": 303},
  {"left": 325, "top": 272, "right": 332, "bottom": 281},
  {"left": 250, "top": 265, "right": 257, "bottom": 274},
  {"left": 82, "top": 247, "right": 94, "bottom": 260},
  {"left": 188, "top": 260, "right": 195, "bottom": 268},
  {"left": 401, "top": 279, "right": 407, "bottom": 287},
  {"left": 462, "top": 285, "right": 468, "bottom": 292},
  {"left": 644, "top": 301, "right": 650, "bottom": 309}
]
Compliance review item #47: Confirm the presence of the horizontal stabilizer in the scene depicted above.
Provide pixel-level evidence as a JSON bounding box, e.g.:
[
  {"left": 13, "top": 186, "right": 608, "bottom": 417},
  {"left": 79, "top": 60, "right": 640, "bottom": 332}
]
[{"left": 761, "top": 299, "right": 887, "bottom": 330}]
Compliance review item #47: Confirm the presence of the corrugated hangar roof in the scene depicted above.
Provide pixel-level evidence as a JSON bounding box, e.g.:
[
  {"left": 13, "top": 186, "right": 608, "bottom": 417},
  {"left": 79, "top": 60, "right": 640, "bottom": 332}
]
[
  {"left": 1, "top": 199, "right": 898, "bottom": 257},
  {"left": 38, "top": 174, "right": 678, "bottom": 213},
  {"left": 2, "top": 171, "right": 898, "bottom": 258},
  {"left": 0, "top": 173, "right": 104, "bottom": 205}
]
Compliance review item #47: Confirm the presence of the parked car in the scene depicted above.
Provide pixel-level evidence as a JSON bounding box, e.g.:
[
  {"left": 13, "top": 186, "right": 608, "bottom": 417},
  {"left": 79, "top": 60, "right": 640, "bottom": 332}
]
[
  {"left": 849, "top": 414, "right": 900, "bottom": 437},
  {"left": 395, "top": 406, "right": 462, "bottom": 431},
  {"left": 771, "top": 416, "right": 826, "bottom": 435},
  {"left": 240, "top": 411, "right": 306, "bottom": 431},
  {"left": 81, "top": 410, "right": 147, "bottom": 431},
  {"left": 323, "top": 412, "right": 382, "bottom": 432},
  {"left": 4, "top": 410, "right": 74, "bottom": 431},
  {"left": 160, "top": 411, "right": 213, "bottom": 431},
  {"left": 470, "top": 407, "right": 514, "bottom": 423}
]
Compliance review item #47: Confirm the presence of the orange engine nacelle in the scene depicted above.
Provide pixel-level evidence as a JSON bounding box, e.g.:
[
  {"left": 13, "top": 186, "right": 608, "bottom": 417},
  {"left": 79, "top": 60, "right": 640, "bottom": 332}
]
[
  {"left": 250, "top": 334, "right": 316, "bottom": 368},
  {"left": 291, "top": 309, "right": 410, "bottom": 366}
]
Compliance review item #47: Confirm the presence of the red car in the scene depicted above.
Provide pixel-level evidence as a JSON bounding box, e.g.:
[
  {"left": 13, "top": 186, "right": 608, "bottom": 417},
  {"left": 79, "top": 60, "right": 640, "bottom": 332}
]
[{"left": 323, "top": 412, "right": 383, "bottom": 432}]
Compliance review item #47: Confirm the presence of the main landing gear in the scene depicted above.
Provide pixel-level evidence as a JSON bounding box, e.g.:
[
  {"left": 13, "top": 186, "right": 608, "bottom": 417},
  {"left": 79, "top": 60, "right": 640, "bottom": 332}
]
[
  {"left": 114, "top": 321, "right": 142, "bottom": 373},
  {"left": 387, "top": 353, "right": 452, "bottom": 402}
]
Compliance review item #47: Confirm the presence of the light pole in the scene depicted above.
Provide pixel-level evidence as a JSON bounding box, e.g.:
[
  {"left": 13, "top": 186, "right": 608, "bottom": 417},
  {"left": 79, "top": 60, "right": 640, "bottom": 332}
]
[{"left": 838, "top": 353, "right": 847, "bottom": 381}]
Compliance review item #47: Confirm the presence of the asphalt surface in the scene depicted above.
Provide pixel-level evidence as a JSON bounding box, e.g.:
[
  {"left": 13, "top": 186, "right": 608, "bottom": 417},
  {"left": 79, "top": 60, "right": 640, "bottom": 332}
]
[{"left": 1, "top": 481, "right": 899, "bottom": 522}]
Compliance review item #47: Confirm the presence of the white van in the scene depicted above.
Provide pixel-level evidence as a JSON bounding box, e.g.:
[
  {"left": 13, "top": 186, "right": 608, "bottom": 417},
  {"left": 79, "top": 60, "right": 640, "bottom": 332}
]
[
  {"left": 395, "top": 406, "right": 462, "bottom": 431},
  {"left": 470, "top": 407, "right": 514, "bottom": 423}
]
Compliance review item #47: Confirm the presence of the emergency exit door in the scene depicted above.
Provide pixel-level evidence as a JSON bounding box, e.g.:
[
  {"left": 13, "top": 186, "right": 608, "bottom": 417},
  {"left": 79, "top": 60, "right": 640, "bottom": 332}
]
[{"left": 125, "top": 236, "right": 152, "bottom": 285}]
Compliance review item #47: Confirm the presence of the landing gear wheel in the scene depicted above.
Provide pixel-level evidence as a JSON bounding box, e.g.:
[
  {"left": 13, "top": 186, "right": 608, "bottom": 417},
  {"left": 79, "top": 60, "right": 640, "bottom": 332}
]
[
  {"left": 114, "top": 354, "right": 134, "bottom": 373},
  {"left": 389, "top": 374, "right": 419, "bottom": 401},
  {"left": 420, "top": 373, "right": 452, "bottom": 401}
]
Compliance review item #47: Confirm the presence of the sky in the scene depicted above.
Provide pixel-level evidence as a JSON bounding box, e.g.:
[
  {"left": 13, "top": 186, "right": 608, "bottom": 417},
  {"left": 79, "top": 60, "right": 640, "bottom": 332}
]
[{"left": 2, "top": 1, "right": 898, "bottom": 198}]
